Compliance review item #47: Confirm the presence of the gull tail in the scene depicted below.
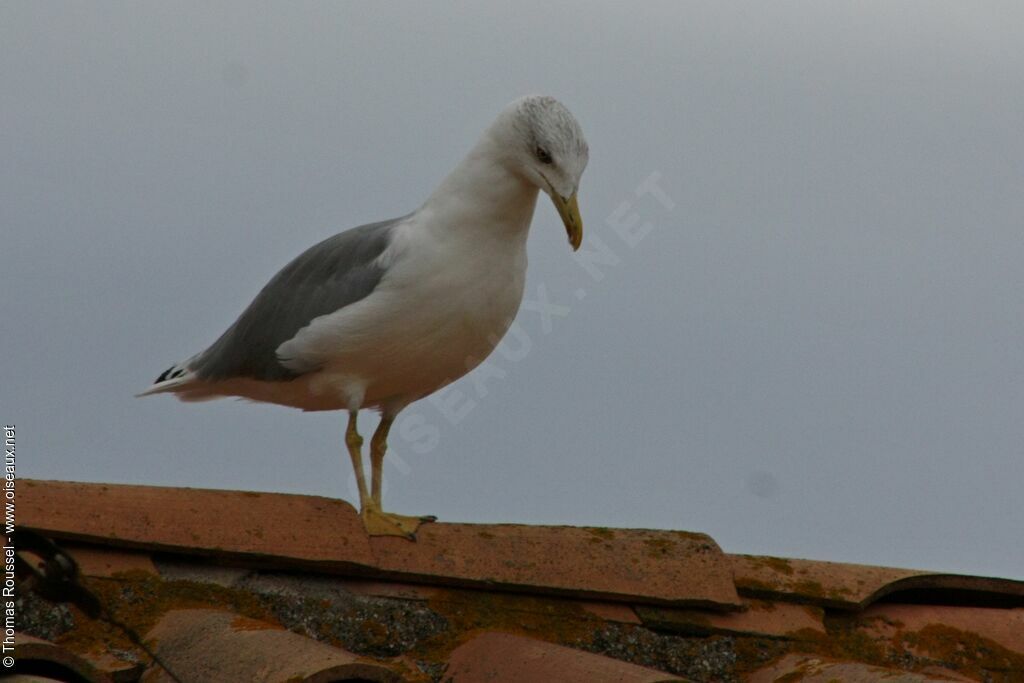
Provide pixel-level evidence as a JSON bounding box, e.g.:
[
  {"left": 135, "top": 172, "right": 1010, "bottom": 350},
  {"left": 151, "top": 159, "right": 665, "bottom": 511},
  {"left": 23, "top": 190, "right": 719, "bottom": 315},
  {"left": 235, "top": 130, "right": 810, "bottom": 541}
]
[{"left": 136, "top": 360, "right": 199, "bottom": 398}]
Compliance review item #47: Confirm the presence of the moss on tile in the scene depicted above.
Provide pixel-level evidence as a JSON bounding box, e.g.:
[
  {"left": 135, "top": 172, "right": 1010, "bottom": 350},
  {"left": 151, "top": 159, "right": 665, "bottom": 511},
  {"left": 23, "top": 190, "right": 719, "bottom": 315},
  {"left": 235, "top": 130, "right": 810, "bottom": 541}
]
[
  {"left": 52, "top": 569, "right": 277, "bottom": 658},
  {"left": 27, "top": 559, "right": 1021, "bottom": 683},
  {"left": 730, "top": 635, "right": 791, "bottom": 675},
  {"left": 735, "top": 575, "right": 854, "bottom": 607},
  {"left": 904, "top": 623, "right": 1024, "bottom": 681},
  {"left": 643, "top": 538, "right": 676, "bottom": 558},
  {"left": 816, "top": 615, "right": 888, "bottom": 664},
  {"left": 790, "top": 579, "right": 853, "bottom": 602},
  {"left": 747, "top": 556, "right": 795, "bottom": 576},
  {"left": 746, "top": 613, "right": 1024, "bottom": 683},
  {"left": 585, "top": 527, "right": 615, "bottom": 540}
]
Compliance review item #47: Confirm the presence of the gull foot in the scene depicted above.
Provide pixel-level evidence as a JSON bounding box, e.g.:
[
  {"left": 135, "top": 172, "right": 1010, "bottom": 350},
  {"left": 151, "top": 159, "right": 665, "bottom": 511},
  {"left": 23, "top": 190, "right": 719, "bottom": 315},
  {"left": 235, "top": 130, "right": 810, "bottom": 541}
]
[{"left": 362, "top": 508, "right": 437, "bottom": 540}]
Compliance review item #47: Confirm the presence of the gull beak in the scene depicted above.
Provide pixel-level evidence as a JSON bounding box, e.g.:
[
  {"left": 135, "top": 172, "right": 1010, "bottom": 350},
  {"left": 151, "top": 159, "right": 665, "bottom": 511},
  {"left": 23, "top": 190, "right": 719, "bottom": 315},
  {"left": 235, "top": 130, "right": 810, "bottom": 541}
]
[{"left": 551, "top": 192, "right": 583, "bottom": 251}]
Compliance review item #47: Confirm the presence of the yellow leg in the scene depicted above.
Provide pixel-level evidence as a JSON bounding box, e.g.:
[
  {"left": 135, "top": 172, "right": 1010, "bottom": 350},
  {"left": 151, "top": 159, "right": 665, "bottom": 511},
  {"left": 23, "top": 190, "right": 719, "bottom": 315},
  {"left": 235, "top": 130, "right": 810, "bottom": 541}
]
[
  {"left": 370, "top": 414, "right": 392, "bottom": 506},
  {"left": 344, "top": 411, "right": 370, "bottom": 508},
  {"left": 361, "top": 413, "right": 435, "bottom": 540}
]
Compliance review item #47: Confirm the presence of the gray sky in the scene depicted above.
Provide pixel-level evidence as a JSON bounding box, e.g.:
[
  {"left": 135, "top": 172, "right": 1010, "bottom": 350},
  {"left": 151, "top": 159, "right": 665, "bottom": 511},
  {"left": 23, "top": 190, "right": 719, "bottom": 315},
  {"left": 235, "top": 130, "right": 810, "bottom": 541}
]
[{"left": 3, "top": 2, "right": 1022, "bottom": 579}]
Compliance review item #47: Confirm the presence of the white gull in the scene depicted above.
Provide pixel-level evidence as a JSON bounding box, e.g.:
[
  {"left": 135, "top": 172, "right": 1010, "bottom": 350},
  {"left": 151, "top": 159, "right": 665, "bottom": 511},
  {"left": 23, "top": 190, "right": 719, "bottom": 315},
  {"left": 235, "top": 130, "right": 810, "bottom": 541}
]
[{"left": 140, "top": 95, "right": 589, "bottom": 538}]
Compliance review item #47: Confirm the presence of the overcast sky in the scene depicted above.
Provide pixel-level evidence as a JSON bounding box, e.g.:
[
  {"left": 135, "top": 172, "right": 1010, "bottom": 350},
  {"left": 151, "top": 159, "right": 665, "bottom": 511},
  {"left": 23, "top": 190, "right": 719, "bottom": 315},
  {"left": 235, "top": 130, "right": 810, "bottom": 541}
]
[{"left": 3, "top": 2, "right": 1022, "bottom": 579}]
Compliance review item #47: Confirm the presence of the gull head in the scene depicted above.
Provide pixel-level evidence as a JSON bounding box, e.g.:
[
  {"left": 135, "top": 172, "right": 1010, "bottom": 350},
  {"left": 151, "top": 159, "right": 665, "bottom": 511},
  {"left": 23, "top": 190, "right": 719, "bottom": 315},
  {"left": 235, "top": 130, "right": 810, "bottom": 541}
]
[{"left": 495, "top": 95, "right": 589, "bottom": 250}]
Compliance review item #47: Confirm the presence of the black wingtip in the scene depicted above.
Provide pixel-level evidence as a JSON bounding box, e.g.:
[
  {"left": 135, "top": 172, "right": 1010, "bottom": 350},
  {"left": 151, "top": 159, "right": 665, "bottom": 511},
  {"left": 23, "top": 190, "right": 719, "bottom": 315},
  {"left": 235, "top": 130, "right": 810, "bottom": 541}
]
[{"left": 155, "top": 365, "right": 187, "bottom": 383}]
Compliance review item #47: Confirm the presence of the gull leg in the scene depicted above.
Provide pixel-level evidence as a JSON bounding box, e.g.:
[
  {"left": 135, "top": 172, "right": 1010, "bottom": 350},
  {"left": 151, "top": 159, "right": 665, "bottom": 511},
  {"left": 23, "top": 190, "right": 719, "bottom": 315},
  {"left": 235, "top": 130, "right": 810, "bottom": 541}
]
[
  {"left": 362, "top": 413, "right": 436, "bottom": 540},
  {"left": 369, "top": 413, "right": 392, "bottom": 506},
  {"left": 344, "top": 410, "right": 371, "bottom": 511}
]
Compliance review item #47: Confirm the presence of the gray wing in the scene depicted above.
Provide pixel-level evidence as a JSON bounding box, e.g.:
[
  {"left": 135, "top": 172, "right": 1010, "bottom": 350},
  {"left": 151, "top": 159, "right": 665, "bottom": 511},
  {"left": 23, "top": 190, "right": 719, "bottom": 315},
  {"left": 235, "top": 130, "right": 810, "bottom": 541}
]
[{"left": 190, "top": 217, "right": 401, "bottom": 382}]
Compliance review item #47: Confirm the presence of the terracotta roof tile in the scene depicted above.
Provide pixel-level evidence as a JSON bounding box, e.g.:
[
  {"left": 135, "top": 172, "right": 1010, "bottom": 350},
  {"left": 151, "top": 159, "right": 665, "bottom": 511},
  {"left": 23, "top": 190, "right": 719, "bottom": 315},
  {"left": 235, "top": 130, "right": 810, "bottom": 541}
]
[
  {"left": 636, "top": 598, "right": 826, "bottom": 639},
  {"left": 22, "top": 479, "right": 742, "bottom": 609},
  {"left": 141, "top": 608, "right": 399, "bottom": 683},
  {"left": 369, "top": 522, "right": 741, "bottom": 609},
  {"left": 14, "top": 634, "right": 115, "bottom": 683},
  {"left": 746, "top": 653, "right": 977, "bottom": 682},
  {"left": 16, "top": 479, "right": 1024, "bottom": 682},
  {"left": 859, "top": 604, "right": 1024, "bottom": 655},
  {"left": 444, "top": 631, "right": 686, "bottom": 682},
  {"left": 63, "top": 543, "right": 157, "bottom": 578},
  {"left": 579, "top": 600, "right": 643, "bottom": 624},
  {"left": 731, "top": 554, "right": 1024, "bottom": 610},
  {"left": 78, "top": 651, "right": 145, "bottom": 683},
  {"left": 20, "top": 479, "right": 374, "bottom": 567}
]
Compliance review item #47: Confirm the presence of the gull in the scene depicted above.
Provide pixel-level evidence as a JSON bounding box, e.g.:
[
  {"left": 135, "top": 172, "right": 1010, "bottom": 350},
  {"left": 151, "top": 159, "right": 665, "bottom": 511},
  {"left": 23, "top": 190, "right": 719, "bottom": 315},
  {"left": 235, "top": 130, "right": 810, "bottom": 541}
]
[{"left": 139, "top": 95, "right": 589, "bottom": 538}]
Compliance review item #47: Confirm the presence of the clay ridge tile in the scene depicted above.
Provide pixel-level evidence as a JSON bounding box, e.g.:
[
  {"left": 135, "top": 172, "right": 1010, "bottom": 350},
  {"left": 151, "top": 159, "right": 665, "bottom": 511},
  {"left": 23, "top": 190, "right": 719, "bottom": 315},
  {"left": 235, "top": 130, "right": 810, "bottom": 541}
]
[
  {"left": 368, "top": 522, "right": 742, "bottom": 609},
  {"left": 19, "top": 479, "right": 374, "bottom": 567},
  {"left": 731, "top": 554, "right": 1024, "bottom": 610},
  {"left": 21, "top": 479, "right": 743, "bottom": 610}
]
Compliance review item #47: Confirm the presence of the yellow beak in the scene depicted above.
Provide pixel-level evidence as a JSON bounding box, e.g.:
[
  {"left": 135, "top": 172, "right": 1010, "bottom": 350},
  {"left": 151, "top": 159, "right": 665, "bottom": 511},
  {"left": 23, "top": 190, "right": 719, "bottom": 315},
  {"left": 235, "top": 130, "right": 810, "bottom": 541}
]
[{"left": 551, "top": 192, "right": 583, "bottom": 251}]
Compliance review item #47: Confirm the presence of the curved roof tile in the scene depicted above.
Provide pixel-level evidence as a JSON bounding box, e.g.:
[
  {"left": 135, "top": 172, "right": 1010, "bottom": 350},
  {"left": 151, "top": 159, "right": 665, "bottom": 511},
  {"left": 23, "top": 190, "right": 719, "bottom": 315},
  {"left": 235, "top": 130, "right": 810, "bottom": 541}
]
[
  {"left": 141, "top": 609, "right": 399, "bottom": 683},
  {"left": 445, "top": 631, "right": 686, "bottom": 683}
]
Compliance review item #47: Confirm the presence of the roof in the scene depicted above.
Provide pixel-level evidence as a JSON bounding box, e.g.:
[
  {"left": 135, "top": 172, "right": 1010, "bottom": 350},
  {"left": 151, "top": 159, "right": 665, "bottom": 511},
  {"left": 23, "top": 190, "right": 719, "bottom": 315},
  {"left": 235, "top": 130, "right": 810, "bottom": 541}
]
[{"left": 16, "top": 479, "right": 1024, "bottom": 682}]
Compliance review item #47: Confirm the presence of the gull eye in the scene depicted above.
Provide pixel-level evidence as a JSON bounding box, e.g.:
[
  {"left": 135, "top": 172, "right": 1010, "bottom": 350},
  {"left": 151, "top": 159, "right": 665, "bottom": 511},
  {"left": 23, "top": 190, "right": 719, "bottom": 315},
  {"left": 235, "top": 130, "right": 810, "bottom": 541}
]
[{"left": 535, "top": 147, "right": 553, "bottom": 165}]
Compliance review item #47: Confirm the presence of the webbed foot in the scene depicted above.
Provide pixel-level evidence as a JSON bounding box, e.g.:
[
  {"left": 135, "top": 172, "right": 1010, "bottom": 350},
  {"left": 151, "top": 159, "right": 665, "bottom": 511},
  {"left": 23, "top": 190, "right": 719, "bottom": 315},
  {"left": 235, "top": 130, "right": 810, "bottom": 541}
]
[{"left": 362, "top": 507, "right": 437, "bottom": 540}]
